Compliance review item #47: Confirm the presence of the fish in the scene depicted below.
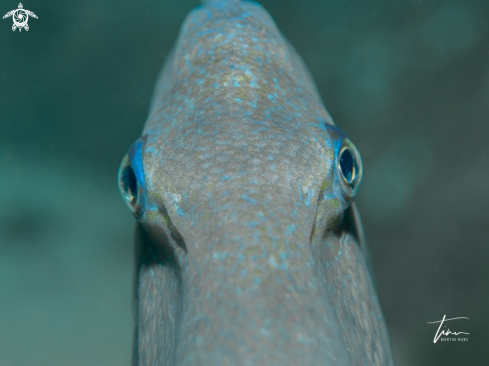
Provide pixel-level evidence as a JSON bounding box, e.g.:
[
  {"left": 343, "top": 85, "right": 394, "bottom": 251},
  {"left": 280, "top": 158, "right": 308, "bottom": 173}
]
[{"left": 118, "top": 0, "right": 395, "bottom": 365}]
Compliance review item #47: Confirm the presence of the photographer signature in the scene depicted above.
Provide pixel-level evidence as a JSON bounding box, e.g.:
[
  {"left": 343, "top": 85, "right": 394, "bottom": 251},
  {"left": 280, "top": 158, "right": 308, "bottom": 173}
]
[{"left": 427, "top": 315, "right": 469, "bottom": 343}]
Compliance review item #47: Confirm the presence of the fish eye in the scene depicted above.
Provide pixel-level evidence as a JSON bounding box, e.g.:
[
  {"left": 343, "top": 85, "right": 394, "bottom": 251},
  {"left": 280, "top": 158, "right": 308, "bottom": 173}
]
[
  {"left": 340, "top": 148, "right": 357, "bottom": 185},
  {"left": 118, "top": 137, "right": 146, "bottom": 217},
  {"left": 337, "top": 138, "right": 362, "bottom": 194},
  {"left": 118, "top": 155, "right": 139, "bottom": 208}
]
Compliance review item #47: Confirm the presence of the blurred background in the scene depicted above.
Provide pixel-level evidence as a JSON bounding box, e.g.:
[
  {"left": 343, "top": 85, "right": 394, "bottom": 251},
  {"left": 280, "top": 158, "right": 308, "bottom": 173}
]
[{"left": 0, "top": 0, "right": 488, "bottom": 365}]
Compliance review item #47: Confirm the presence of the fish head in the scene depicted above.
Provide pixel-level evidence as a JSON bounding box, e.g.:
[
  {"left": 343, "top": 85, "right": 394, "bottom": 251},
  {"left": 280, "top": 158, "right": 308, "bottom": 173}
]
[
  {"left": 117, "top": 1, "right": 364, "bottom": 260},
  {"left": 118, "top": 113, "right": 363, "bottom": 263}
]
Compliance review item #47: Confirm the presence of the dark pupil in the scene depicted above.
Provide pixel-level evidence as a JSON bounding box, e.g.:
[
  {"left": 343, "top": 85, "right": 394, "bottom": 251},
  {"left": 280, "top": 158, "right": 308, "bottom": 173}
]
[
  {"left": 122, "top": 164, "right": 138, "bottom": 203},
  {"left": 339, "top": 149, "right": 357, "bottom": 185}
]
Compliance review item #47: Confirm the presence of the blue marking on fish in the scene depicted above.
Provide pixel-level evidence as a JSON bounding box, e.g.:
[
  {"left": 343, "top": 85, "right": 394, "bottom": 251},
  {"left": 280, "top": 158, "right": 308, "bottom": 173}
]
[
  {"left": 128, "top": 138, "right": 146, "bottom": 190},
  {"left": 118, "top": 0, "right": 395, "bottom": 365}
]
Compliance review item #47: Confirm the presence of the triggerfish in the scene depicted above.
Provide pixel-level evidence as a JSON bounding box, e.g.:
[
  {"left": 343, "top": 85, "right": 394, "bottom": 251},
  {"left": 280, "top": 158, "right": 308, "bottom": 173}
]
[{"left": 118, "top": 0, "right": 395, "bottom": 365}]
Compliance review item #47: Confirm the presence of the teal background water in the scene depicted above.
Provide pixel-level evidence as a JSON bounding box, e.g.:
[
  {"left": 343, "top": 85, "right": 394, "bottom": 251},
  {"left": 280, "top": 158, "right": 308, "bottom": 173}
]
[{"left": 1, "top": 0, "right": 488, "bottom": 365}]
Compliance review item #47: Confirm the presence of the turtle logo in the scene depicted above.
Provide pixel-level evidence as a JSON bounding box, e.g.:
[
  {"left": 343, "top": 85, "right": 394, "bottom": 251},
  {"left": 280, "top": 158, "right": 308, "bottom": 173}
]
[{"left": 3, "top": 3, "right": 37, "bottom": 32}]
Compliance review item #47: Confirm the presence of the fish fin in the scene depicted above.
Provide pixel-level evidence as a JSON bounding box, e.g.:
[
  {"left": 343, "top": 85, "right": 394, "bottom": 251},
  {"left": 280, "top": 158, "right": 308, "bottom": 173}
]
[
  {"left": 134, "top": 223, "right": 182, "bottom": 366},
  {"left": 347, "top": 202, "right": 376, "bottom": 283}
]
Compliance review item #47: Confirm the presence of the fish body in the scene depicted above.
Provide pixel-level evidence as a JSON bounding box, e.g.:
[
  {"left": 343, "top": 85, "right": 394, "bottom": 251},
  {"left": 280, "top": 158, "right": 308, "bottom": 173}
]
[{"left": 118, "top": 0, "right": 394, "bottom": 365}]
